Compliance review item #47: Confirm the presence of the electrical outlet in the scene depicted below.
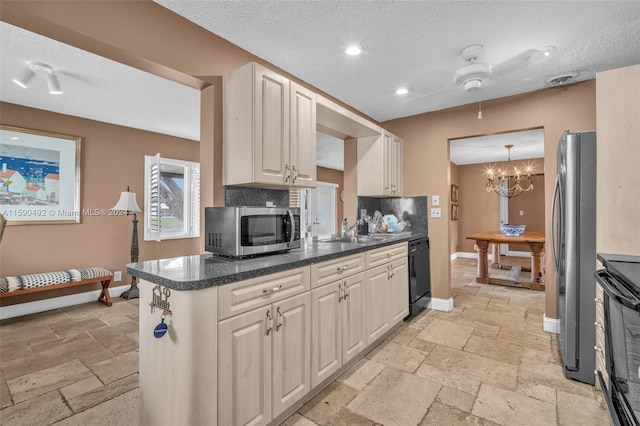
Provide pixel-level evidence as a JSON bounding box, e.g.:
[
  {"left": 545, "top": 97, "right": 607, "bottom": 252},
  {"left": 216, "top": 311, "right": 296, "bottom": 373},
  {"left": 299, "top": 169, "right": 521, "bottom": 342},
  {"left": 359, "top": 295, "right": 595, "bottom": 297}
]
[
  {"left": 432, "top": 195, "right": 440, "bottom": 206},
  {"left": 360, "top": 209, "right": 367, "bottom": 219},
  {"left": 519, "top": 210, "right": 524, "bottom": 216},
  {"left": 430, "top": 208, "right": 442, "bottom": 218},
  {"left": 266, "top": 201, "right": 275, "bottom": 207},
  {"left": 114, "top": 271, "right": 122, "bottom": 282}
]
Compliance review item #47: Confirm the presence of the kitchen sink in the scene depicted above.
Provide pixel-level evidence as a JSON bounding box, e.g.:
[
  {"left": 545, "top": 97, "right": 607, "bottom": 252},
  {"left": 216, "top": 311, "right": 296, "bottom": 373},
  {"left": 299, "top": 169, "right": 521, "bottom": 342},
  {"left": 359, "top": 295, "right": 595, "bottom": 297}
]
[{"left": 319, "top": 236, "right": 372, "bottom": 245}]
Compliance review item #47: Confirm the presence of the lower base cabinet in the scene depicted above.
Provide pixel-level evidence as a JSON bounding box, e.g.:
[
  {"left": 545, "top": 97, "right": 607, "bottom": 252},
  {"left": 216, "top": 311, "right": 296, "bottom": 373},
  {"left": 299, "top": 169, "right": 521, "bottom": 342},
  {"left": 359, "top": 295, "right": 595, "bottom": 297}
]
[
  {"left": 366, "top": 257, "right": 409, "bottom": 344},
  {"left": 218, "top": 292, "right": 311, "bottom": 426},
  {"left": 311, "top": 272, "right": 367, "bottom": 387}
]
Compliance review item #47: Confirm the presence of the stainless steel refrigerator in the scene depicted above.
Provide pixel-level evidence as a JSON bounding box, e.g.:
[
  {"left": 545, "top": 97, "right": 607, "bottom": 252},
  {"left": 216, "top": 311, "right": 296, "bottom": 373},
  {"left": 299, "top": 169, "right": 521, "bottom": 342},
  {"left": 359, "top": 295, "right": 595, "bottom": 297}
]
[{"left": 551, "top": 130, "right": 597, "bottom": 385}]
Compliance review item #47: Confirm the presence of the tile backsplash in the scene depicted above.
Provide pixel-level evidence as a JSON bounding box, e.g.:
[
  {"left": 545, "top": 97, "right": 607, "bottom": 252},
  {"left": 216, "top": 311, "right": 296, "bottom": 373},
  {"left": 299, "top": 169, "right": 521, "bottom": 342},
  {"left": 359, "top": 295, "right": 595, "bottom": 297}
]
[
  {"left": 224, "top": 187, "right": 290, "bottom": 207},
  {"left": 358, "top": 196, "right": 428, "bottom": 234}
]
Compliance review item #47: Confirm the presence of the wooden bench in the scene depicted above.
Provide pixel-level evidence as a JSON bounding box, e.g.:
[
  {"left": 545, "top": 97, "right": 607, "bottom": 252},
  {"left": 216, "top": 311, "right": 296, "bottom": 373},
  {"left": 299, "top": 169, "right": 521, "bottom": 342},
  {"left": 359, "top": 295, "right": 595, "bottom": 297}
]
[{"left": 0, "top": 267, "right": 114, "bottom": 307}]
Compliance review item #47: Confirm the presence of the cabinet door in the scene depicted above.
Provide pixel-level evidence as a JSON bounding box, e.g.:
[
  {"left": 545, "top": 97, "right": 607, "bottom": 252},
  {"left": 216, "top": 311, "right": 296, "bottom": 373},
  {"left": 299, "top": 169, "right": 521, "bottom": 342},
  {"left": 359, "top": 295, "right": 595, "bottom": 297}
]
[
  {"left": 392, "top": 134, "right": 403, "bottom": 195},
  {"left": 311, "top": 282, "right": 342, "bottom": 388},
  {"left": 365, "top": 265, "right": 390, "bottom": 345},
  {"left": 342, "top": 272, "right": 367, "bottom": 364},
  {"left": 272, "top": 292, "right": 311, "bottom": 419},
  {"left": 388, "top": 258, "right": 409, "bottom": 325},
  {"left": 218, "top": 307, "right": 272, "bottom": 426},
  {"left": 254, "top": 65, "right": 290, "bottom": 185},
  {"left": 290, "top": 82, "right": 316, "bottom": 188},
  {"left": 382, "top": 132, "right": 394, "bottom": 195}
]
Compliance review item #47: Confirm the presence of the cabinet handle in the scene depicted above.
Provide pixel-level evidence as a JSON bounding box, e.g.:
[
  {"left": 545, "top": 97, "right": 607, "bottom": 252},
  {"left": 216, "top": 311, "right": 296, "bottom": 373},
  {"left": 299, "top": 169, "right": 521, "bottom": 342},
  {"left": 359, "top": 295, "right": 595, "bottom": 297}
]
[
  {"left": 594, "top": 345, "right": 603, "bottom": 354},
  {"left": 338, "top": 283, "right": 343, "bottom": 302},
  {"left": 284, "top": 164, "right": 291, "bottom": 183},
  {"left": 266, "top": 309, "right": 273, "bottom": 335},
  {"left": 595, "top": 297, "right": 603, "bottom": 304},
  {"left": 337, "top": 265, "right": 349, "bottom": 273},
  {"left": 292, "top": 165, "right": 298, "bottom": 183},
  {"left": 263, "top": 284, "right": 282, "bottom": 294},
  {"left": 276, "top": 307, "right": 283, "bottom": 331},
  {"left": 594, "top": 321, "right": 603, "bottom": 329},
  {"left": 343, "top": 282, "right": 349, "bottom": 299}
]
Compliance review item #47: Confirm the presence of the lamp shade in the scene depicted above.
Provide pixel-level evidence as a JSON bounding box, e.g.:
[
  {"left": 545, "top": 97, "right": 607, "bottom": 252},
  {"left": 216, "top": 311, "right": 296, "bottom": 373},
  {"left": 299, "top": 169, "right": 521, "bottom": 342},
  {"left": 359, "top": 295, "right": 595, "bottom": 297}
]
[{"left": 112, "top": 190, "right": 141, "bottom": 212}]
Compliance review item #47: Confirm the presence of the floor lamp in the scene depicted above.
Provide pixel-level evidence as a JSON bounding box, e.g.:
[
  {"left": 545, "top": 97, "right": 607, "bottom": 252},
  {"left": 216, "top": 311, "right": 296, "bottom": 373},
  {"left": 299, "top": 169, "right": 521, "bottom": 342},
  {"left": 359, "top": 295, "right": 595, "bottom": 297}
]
[{"left": 112, "top": 186, "right": 142, "bottom": 300}]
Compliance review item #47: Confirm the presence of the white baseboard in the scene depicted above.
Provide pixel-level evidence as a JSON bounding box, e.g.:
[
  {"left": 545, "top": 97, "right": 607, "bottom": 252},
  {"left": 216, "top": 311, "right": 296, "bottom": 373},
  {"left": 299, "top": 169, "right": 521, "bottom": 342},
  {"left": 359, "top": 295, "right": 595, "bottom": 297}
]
[
  {"left": 0, "top": 287, "right": 127, "bottom": 320},
  {"left": 428, "top": 297, "right": 454, "bottom": 312},
  {"left": 543, "top": 315, "right": 560, "bottom": 334},
  {"left": 450, "top": 252, "right": 458, "bottom": 261}
]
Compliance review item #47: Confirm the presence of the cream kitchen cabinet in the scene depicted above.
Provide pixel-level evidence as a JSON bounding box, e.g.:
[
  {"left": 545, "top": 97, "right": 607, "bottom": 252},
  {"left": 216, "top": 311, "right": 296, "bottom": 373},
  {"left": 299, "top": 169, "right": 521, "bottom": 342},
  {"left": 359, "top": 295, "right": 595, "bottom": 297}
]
[
  {"left": 357, "top": 131, "right": 403, "bottom": 197},
  {"left": 218, "top": 291, "right": 311, "bottom": 426},
  {"left": 223, "top": 62, "right": 316, "bottom": 188},
  {"left": 310, "top": 272, "right": 366, "bottom": 387},
  {"left": 365, "top": 242, "right": 409, "bottom": 344}
]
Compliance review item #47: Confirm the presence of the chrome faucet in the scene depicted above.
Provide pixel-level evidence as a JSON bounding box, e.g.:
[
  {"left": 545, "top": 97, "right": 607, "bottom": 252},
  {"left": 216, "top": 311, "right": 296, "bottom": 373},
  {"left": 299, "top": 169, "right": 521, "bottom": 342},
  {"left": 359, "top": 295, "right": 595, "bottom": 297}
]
[{"left": 343, "top": 219, "right": 363, "bottom": 237}]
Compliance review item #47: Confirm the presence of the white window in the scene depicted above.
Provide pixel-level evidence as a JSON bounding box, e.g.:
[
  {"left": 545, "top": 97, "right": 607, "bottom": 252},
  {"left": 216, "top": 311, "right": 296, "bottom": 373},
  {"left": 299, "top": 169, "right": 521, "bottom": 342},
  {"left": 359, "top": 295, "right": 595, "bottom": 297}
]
[
  {"left": 144, "top": 154, "right": 200, "bottom": 241},
  {"left": 290, "top": 181, "right": 337, "bottom": 239}
]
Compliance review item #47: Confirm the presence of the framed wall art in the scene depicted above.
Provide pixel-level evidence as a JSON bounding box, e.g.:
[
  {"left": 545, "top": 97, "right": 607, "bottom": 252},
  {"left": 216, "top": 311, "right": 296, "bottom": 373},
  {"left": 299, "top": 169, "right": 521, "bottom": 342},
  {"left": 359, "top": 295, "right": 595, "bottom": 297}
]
[
  {"left": 451, "top": 203, "right": 459, "bottom": 221},
  {"left": 0, "top": 125, "right": 81, "bottom": 225},
  {"left": 451, "top": 184, "right": 459, "bottom": 202}
]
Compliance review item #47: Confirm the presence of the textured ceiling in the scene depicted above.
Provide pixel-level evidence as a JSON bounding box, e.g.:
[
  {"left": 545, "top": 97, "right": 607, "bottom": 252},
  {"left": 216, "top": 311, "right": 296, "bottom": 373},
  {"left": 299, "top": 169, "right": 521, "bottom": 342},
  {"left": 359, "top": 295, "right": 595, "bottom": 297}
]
[
  {"left": 1, "top": 2, "right": 639, "bottom": 169},
  {"left": 156, "top": 0, "right": 640, "bottom": 121}
]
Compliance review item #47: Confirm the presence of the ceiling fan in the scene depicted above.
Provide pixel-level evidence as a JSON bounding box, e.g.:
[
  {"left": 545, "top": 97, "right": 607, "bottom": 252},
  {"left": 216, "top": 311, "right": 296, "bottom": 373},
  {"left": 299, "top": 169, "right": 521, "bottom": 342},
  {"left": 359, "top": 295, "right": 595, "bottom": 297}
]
[
  {"left": 453, "top": 44, "right": 556, "bottom": 92},
  {"left": 402, "top": 44, "right": 556, "bottom": 104}
]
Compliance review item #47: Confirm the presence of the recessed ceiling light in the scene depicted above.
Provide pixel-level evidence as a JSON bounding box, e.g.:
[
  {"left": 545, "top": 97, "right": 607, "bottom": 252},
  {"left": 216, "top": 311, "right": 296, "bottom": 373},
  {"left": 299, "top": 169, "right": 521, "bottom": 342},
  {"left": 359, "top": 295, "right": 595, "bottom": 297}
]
[
  {"left": 10, "top": 136, "right": 19, "bottom": 140},
  {"left": 395, "top": 88, "right": 409, "bottom": 95},
  {"left": 543, "top": 46, "right": 556, "bottom": 57},
  {"left": 345, "top": 45, "right": 362, "bottom": 56}
]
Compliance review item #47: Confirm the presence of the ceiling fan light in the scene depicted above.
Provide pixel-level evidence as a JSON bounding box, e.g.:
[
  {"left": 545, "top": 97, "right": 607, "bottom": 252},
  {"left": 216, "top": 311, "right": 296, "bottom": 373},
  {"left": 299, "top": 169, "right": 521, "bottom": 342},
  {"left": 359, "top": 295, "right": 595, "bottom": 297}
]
[
  {"left": 463, "top": 79, "right": 482, "bottom": 91},
  {"left": 13, "top": 67, "right": 36, "bottom": 88},
  {"left": 45, "top": 73, "right": 63, "bottom": 94}
]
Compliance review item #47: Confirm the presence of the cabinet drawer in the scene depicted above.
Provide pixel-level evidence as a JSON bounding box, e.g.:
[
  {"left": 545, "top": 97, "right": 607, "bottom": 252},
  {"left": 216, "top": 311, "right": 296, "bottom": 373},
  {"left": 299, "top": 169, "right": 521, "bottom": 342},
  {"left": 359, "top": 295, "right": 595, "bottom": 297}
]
[
  {"left": 311, "top": 253, "right": 365, "bottom": 289},
  {"left": 366, "top": 242, "right": 408, "bottom": 269},
  {"left": 218, "top": 266, "right": 310, "bottom": 321}
]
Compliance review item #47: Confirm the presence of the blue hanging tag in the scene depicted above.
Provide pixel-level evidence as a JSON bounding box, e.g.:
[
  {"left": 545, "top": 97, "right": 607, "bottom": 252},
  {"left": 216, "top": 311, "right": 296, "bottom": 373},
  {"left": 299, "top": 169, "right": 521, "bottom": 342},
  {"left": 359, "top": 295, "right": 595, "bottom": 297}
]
[{"left": 154, "top": 317, "right": 168, "bottom": 339}]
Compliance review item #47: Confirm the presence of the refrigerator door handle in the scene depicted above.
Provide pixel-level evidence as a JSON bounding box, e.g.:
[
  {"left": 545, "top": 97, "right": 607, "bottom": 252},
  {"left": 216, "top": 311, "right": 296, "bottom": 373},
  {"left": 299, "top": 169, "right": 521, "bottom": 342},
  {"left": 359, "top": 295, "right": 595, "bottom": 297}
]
[{"left": 551, "top": 174, "right": 561, "bottom": 272}]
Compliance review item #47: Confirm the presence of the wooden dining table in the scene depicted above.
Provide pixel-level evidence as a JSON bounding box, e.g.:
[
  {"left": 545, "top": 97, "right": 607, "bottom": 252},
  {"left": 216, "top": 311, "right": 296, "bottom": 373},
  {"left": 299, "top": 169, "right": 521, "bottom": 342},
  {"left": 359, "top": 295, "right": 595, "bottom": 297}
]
[{"left": 465, "top": 230, "right": 545, "bottom": 291}]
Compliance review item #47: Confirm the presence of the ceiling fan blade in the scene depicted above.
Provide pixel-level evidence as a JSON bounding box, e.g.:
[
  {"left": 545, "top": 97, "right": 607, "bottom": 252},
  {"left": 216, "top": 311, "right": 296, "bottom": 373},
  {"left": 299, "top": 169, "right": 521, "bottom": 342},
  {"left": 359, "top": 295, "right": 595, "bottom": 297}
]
[{"left": 492, "top": 48, "right": 544, "bottom": 74}]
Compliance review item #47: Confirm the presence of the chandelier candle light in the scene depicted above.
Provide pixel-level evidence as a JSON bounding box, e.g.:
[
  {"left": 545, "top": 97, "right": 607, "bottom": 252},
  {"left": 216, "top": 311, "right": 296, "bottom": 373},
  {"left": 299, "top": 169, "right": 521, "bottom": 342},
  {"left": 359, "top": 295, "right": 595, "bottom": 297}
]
[
  {"left": 112, "top": 186, "right": 142, "bottom": 299},
  {"left": 486, "top": 144, "right": 534, "bottom": 198}
]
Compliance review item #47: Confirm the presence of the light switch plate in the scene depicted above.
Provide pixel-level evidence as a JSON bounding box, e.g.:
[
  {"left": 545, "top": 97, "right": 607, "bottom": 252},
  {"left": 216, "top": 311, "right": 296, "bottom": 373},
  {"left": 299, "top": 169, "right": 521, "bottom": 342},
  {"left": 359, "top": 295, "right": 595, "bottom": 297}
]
[
  {"left": 519, "top": 210, "right": 524, "bottom": 216},
  {"left": 114, "top": 271, "right": 122, "bottom": 282},
  {"left": 430, "top": 208, "right": 442, "bottom": 218},
  {"left": 432, "top": 195, "right": 440, "bottom": 206}
]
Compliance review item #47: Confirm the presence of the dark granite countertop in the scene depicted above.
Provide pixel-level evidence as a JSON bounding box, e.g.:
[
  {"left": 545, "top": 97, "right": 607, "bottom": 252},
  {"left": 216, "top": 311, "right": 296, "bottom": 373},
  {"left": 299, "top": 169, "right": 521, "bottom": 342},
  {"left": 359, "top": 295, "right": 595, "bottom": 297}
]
[{"left": 126, "top": 231, "right": 427, "bottom": 291}]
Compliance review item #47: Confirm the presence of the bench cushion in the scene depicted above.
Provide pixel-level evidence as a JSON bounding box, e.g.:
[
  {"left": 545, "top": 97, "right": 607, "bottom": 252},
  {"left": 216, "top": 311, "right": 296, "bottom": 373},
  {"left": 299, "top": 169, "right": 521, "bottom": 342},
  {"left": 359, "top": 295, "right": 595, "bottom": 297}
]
[{"left": 0, "top": 267, "right": 113, "bottom": 293}]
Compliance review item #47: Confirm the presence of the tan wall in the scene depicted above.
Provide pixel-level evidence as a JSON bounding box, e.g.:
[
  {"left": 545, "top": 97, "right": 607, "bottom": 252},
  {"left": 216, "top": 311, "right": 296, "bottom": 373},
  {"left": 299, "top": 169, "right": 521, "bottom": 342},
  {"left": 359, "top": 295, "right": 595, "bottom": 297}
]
[
  {"left": 456, "top": 164, "right": 500, "bottom": 253},
  {"left": 455, "top": 160, "right": 545, "bottom": 253},
  {"left": 449, "top": 163, "right": 459, "bottom": 255},
  {"left": 317, "top": 166, "right": 344, "bottom": 235},
  {"left": 0, "top": 102, "right": 200, "bottom": 304},
  {"left": 383, "top": 81, "right": 596, "bottom": 318},
  {"left": 596, "top": 64, "right": 640, "bottom": 256}
]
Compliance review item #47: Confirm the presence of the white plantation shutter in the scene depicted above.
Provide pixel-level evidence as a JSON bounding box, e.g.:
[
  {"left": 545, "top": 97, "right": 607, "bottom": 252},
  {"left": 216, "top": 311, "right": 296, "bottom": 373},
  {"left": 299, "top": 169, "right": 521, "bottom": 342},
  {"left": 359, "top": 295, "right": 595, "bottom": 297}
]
[
  {"left": 145, "top": 153, "right": 161, "bottom": 241},
  {"left": 144, "top": 154, "right": 200, "bottom": 241},
  {"left": 189, "top": 163, "right": 200, "bottom": 237}
]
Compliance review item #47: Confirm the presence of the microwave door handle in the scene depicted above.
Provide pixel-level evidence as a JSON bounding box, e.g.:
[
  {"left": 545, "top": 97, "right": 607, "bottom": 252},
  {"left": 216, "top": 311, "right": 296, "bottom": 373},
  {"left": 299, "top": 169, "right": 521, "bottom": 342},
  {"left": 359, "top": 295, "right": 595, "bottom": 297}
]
[{"left": 287, "top": 210, "right": 295, "bottom": 246}]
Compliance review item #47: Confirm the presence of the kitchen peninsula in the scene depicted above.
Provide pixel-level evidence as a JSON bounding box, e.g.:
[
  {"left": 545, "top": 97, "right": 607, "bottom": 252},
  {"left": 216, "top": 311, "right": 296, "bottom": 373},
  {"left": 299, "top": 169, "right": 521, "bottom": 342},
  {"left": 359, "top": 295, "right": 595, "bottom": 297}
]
[{"left": 127, "top": 232, "right": 424, "bottom": 426}]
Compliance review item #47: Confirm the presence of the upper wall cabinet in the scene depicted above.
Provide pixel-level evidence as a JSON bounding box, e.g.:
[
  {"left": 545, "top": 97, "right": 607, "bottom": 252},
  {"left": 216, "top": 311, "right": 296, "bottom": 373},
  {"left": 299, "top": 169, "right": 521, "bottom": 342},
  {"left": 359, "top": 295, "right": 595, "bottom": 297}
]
[
  {"left": 357, "top": 131, "right": 403, "bottom": 197},
  {"left": 223, "top": 62, "right": 317, "bottom": 188}
]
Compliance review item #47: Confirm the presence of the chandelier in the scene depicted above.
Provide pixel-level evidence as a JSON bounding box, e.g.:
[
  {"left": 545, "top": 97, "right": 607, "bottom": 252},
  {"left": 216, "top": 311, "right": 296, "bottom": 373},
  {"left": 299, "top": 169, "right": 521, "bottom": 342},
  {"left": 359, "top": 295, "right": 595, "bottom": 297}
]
[{"left": 486, "top": 144, "right": 534, "bottom": 198}]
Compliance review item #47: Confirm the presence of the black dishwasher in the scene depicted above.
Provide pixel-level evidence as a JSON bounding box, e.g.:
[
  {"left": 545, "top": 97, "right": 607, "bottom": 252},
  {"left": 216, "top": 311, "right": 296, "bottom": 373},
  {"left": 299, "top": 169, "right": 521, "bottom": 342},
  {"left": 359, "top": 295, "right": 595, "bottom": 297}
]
[{"left": 407, "top": 237, "right": 431, "bottom": 318}]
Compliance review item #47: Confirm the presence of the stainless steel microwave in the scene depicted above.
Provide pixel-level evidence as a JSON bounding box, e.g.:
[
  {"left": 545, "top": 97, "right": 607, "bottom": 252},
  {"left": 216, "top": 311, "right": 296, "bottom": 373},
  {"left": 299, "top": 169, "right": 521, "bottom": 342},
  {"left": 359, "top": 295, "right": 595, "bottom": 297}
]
[{"left": 205, "top": 206, "right": 301, "bottom": 257}]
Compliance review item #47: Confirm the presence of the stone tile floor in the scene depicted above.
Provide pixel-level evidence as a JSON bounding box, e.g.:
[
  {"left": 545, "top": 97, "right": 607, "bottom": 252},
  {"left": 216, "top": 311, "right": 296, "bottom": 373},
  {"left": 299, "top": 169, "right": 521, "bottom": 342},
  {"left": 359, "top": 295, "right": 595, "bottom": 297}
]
[{"left": 0, "top": 258, "right": 611, "bottom": 425}]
